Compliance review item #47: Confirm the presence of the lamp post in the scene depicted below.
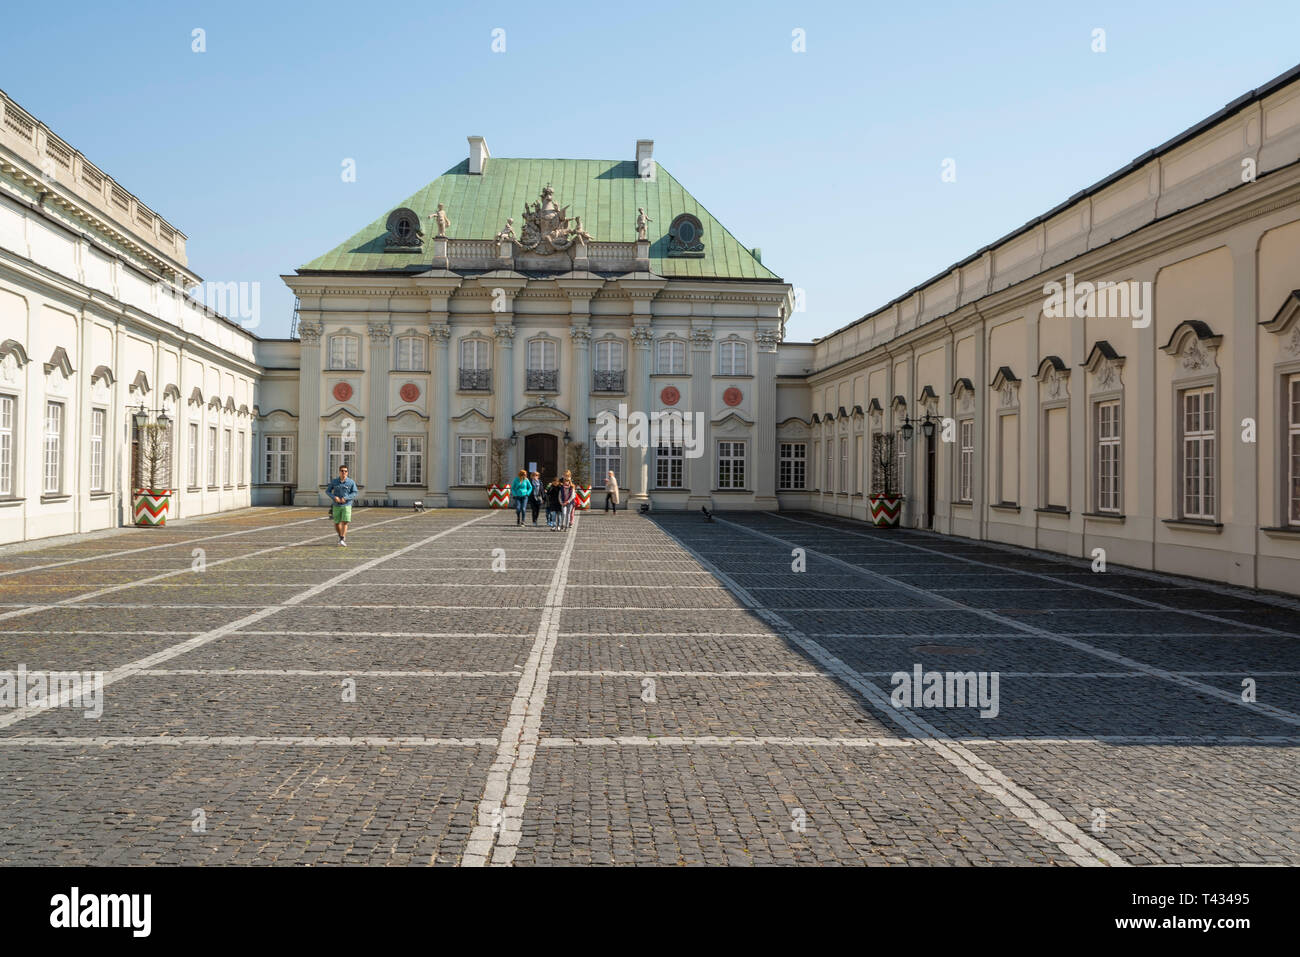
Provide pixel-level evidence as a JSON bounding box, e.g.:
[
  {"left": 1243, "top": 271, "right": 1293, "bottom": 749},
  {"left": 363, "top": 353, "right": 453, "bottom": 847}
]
[{"left": 920, "top": 412, "right": 936, "bottom": 440}]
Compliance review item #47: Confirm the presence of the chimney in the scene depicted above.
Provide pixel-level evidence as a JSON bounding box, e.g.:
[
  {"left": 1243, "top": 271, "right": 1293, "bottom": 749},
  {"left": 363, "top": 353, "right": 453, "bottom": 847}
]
[
  {"left": 636, "top": 139, "right": 655, "bottom": 179},
  {"left": 468, "top": 136, "right": 490, "bottom": 175}
]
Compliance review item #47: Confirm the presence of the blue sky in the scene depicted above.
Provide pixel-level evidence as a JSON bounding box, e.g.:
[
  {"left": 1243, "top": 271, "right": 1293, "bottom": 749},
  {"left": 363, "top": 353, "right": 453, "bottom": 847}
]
[{"left": 2, "top": 0, "right": 1296, "bottom": 340}]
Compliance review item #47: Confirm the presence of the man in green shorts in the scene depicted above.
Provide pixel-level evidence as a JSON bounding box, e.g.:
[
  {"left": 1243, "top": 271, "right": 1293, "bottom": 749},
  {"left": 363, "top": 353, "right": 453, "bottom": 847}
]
[{"left": 326, "top": 464, "right": 358, "bottom": 546}]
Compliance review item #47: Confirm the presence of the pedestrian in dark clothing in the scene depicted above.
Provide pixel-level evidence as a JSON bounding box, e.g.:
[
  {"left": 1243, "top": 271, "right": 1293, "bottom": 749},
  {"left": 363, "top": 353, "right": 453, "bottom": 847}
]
[
  {"left": 529, "top": 471, "right": 543, "bottom": 525},
  {"left": 545, "top": 479, "right": 562, "bottom": 530}
]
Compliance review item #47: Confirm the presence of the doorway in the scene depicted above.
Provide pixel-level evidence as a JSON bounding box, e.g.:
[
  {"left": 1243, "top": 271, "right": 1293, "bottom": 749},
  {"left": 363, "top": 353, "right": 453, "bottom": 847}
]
[{"left": 524, "top": 433, "right": 559, "bottom": 483}]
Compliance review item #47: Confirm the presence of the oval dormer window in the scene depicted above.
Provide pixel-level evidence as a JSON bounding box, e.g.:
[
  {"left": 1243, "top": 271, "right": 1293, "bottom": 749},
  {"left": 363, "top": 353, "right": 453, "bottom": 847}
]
[
  {"left": 668, "top": 213, "right": 705, "bottom": 257},
  {"left": 385, "top": 207, "right": 424, "bottom": 250}
]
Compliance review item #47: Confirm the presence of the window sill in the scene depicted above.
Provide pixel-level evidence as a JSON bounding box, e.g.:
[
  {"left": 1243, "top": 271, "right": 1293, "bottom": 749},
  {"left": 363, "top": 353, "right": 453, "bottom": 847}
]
[
  {"left": 0, "top": 497, "right": 24, "bottom": 508},
  {"left": 326, "top": 368, "right": 363, "bottom": 374},
  {"left": 711, "top": 489, "right": 753, "bottom": 494},
  {"left": 952, "top": 501, "right": 973, "bottom": 509},
  {"left": 206, "top": 486, "right": 219, "bottom": 492},
  {"left": 40, "top": 494, "right": 71, "bottom": 503},
  {"left": 990, "top": 503, "right": 1021, "bottom": 513},
  {"left": 187, "top": 486, "right": 201, "bottom": 493},
  {"left": 1162, "top": 518, "right": 1223, "bottom": 532},
  {"left": 1083, "top": 511, "right": 1125, "bottom": 523},
  {"left": 650, "top": 373, "right": 688, "bottom": 379},
  {"left": 1261, "top": 525, "right": 1300, "bottom": 539},
  {"left": 713, "top": 374, "right": 754, "bottom": 380},
  {"left": 390, "top": 369, "right": 430, "bottom": 375},
  {"left": 89, "top": 491, "right": 112, "bottom": 500},
  {"left": 1035, "top": 506, "right": 1070, "bottom": 517}
]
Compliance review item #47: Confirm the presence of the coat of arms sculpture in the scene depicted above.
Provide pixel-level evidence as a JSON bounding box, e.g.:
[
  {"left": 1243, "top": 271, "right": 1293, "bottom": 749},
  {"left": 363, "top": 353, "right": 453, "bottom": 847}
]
[{"left": 516, "top": 185, "right": 586, "bottom": 255}]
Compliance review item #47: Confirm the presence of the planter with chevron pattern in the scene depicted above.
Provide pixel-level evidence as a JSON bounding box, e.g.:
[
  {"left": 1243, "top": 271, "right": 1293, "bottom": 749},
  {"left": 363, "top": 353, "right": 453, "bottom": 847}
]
[
  {"left": 488, "top": 485, "right": 509, "bottom": 508},
  {"left": 132, "top": 489, "right": 171, "bottom": 526},
  {"left": 867, "top": 494, "right": 902, "bottom": 527}
]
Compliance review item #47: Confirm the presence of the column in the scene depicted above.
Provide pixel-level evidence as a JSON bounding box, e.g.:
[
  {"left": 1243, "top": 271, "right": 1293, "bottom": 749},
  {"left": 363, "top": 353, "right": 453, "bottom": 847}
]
[
  {"left": 366, "top": 323, "right": 391, "bottom": 501},
  {"left": 686, "top": 326, "right": 713, "bottom": 509},
  {"left": 570, "top": 324, "right": 591, "bottom": 448},
  {"left": 493, "top": 323, "right": 515, "bottom": 453},
  {"left": 430, "top": 321, "right": 451, "bottom": 507},
  {"left": 753, "top": 328, "right": 779, "bottom": 509},
  {"left": 294, "top": 322, "right": 322, "bottom": 504},
  {"left": 628, "top": 325, "right": 653, "bottom": 504}
]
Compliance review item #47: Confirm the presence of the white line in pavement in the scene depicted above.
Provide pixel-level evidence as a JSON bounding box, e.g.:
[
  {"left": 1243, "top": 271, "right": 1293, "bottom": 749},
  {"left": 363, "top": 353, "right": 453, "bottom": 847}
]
[
  {"left": 757, "top": 514, "right": 1300, "bottom": 728},
  {"left": 0, "top": 736, "right": 498, "bottom": 747},
  {"left": 136, "top": 669, "right": 522, "bottom": 678},
  {"left": 0, "top": 512, "right": 492, "bottom": 731},
  {"left": 0, "top": 507, "right": 316, "bottom": 578},
  {"left": 0, "top": 510, "right": 449, "bottom": 622},
  {"left": 550, "top": 670, "right": 826, "bottom": 678},
  {"left": 462, "top": 514, "right": 580, "bottom": 868},
  {"left": 540, "top": 736, "right": 913, "bottom": 748},
  {"left": 660, "top": 519, "right": 1128, "bottom": 867}
]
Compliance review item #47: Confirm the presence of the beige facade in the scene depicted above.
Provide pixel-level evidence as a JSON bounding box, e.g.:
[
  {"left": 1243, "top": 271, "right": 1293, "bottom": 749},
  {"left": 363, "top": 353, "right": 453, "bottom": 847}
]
[
  {"left": 796, "top": 66, "right": 1300, "bottom": 595},
  {"left": 0, "top": 89, "right": 259, "bottom": 544}
]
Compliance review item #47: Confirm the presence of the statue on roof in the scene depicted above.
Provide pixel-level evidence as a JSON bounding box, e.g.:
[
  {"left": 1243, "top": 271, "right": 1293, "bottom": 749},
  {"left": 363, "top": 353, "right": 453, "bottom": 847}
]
[
  {"left": 572, "top": 216, "right": 593, "bottom": 245},
  {"left": 495, "top": 218, "right": 516, "bottom": 242},
  {"left": 517, "top": 184, "right": 579, "bottom": 255},
  {"left": 434, "top": 203, "right": 451, "bottom": 238},
  {"left": 635, "top": 207, "right": 652, "bottom": 242}
]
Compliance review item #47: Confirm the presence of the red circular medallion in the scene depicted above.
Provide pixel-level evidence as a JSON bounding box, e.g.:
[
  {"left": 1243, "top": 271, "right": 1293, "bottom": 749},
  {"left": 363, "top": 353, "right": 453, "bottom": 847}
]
[
  {"left": 332, "top": 382, "right": 353, "bottom": 402},
  {"left": 399, "top": 383, "right": 420, "bottom": 403},
  {"left": 723, "top": 387, "right": 743, "bottom": 407},
  {"left": 660, "top": 386, "right": 680, "bottom": 406}
]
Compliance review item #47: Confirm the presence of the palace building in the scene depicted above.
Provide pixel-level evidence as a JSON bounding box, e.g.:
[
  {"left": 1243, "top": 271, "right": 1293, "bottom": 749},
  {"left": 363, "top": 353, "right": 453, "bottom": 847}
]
[{"left": 3, "top": 63, "right": 1300, "bottom": 595}]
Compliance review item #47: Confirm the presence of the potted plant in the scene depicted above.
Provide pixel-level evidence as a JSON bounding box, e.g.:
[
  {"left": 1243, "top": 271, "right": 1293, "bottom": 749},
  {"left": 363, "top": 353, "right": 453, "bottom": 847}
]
[
  {"left": 567, "top": 441, "right": 592, "bottom": 510},
  {"left": 487, "top": 438, "right": 510, "bottom": 508},
  {"left": 867, "top": 432, "right": 903, "bottom": 527},
  {"left": 132, "top": 421, "right": 172, "bottom": 526}
]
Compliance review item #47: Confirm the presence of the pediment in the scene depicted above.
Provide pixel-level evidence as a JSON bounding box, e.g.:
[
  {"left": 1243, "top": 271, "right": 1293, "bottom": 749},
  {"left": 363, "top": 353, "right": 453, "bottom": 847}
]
[{"left": 44, "top": 347, "right": 74, "bottom": 377}]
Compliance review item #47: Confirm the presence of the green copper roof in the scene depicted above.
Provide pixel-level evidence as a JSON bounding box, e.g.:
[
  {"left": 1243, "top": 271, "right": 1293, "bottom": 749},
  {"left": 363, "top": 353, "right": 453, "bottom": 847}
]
[{"left": 298, "top": 158, "right": 780, "bottom": 281}]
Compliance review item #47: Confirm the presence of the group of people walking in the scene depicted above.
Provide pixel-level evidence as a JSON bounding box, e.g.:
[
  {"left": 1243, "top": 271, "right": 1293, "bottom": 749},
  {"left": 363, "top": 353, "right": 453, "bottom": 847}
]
[{"left": 509, "top": 469, "right": 621, "bottom": 530}]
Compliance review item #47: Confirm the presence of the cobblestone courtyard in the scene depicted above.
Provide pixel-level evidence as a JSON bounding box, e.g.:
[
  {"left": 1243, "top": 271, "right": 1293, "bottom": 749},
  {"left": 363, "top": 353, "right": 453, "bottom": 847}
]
[{"left": 0, "top": 505, "right": 1296, "bottom": 866}]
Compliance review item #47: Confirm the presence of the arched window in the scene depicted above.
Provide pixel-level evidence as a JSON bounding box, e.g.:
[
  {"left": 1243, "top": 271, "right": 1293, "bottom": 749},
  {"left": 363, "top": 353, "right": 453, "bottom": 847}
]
[
  {"left": 593, "top": 339, "right": 626, "bottom": 392},
  {"left": 395, "top": 335, "right": 426, "bottom": 371},
  {"left": 327, "top": 334, "right": 359, "bottom": 370},
  {"left": 657, "top": 339, "right": 685, "bottom": 375},
  {"left": 718, "top": 339, "right": 747, "bottom": 375}
]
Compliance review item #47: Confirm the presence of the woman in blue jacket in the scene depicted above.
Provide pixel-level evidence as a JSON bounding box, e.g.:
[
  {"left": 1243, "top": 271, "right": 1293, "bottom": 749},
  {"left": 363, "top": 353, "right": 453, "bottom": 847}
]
[{"left": 510, "top": 470, "right": 533, "bottom": 525}]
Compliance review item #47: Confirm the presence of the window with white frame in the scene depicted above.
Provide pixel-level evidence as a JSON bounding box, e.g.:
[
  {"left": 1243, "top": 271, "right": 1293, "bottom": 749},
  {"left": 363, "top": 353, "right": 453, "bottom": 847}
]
[
  {"left": 1289, "top": 374, "right": 1300, "bottom": 526},
  {"left": 718, "top": 441, "right": 746, "bottom": 489},
  {"left": 657, "top": 339, "right": 685, "bottom": 375},
  {"left": 394, "top": 435, "right": 424, "bottom": 485},
  {"left": 655, "top": 444, "right": 684, "bottom": 488},
  {"left": 854, "top": 435, "right": 863, "bottom": 494},
  {"left": 593, "top": 340, "right": 626, "bottom": 392},
  {"left": 1095, "top": 400, "right": 1121, "bottom": 513},
  {"left": 0, "top": 395, "right": 15, "bottom": 496},
  {"left": 43, "top": 401, "right": 63, "bottom": 494},
  {"left": 778, "top": 442, "right": 806, "bottom": 490},
  {"left": 718, "top": 340, "right": 747, "bottom": 375},
  {"left": 526, "top": 338, "right": 558, "bottom": 391},
  {"left": 1181, "top": 386, "right": 1216, "bottom": 520},
  {"left": 188, "top": 423, "right": 199, "bottom": 488},
  {"left": 460, "top": 338, "right": 490, "bottom": 369},
  {"left": 396, "top": 335, "right": 426, "bottom": 371},
  {"left": 222, "top": 428, "right": 232, "bottom": 486},
  {"left": 90, "top": 408, "right": 105, "bottom": 492},
  {"left": 206, "top": 426, "right": 217, "bottom": 486},
  {"left": 527, "top": 338, "right": 557, "bottom": 371},
  {"left": 458, "top": 436, "right": 487, "bottom": 486},
  {"left": 593, "top": 439, "right": 621, "bottom": 487},
  {"left": 840, "top": 438, "right": 849, "bottom": 493},
  {"left": 237, "top": 431, "right": 247, "bottom": 486},
  {"left": 327, "top": 433, "right": 358, "bottom": 478},
  {"left": 825, "top": 441, "right": 834, "bottom": 493},
  {"left": 958, "top": 419, "right": 974, "bottom": 503},
  {"left": 264, "top": 435, "right": 294, "bottom": 484},
  {"left": 327, "top": 334, "right": 359, "bottom": 370}
]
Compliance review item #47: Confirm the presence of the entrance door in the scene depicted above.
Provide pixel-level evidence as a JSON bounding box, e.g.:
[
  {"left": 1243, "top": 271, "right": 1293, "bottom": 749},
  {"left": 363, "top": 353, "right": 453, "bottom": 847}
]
[
  {"left": 524, "top": 433, "right": 559, "bottom": 483},
  {"left": 924, "top": 432, "right": 936, "bottom": 530}
]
